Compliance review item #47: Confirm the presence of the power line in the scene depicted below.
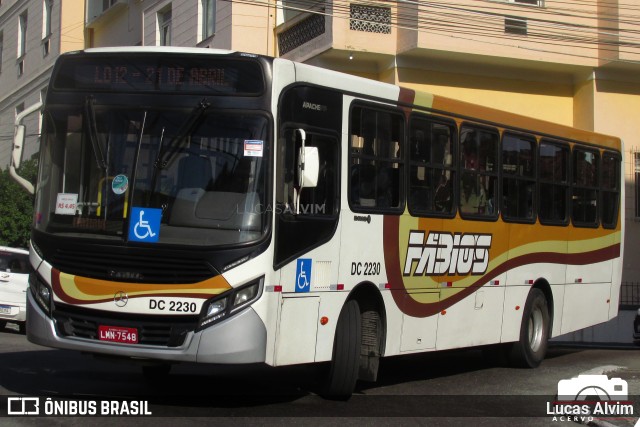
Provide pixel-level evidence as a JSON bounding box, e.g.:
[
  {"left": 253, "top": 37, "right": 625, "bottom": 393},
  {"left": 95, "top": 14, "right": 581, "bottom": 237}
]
[{"left": 237, "top": 0, "right": 640, "bottom": 64}]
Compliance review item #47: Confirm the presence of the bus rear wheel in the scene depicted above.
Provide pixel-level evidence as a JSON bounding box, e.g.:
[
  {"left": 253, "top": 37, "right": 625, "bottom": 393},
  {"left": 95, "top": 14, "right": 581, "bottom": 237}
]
[
  {"left": 509, "top": 288, "right": 550, "bottom": 368},
  {"left": 324, "top": 299, "right": 361, "bottom": 400}
]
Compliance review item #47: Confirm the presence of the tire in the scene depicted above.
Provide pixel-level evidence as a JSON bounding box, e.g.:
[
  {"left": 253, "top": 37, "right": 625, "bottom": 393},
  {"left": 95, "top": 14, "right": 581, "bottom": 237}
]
[
  {"left": 0, "top": 321, "right": 6, "bottom": 331},
  {"left": 18, "top": 321, "right": 26, "bottom": 335},
  {"left": 509, "top": 288, "right": 550, "bottom": 368},
  {"left": 324, "top": 299, "right": 361, "bottom": 400}
]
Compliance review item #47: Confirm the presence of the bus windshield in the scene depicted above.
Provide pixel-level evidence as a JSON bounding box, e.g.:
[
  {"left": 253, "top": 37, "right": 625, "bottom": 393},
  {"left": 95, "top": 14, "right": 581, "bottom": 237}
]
[{"left": 35, "top": 104, "right": 269, "bottom": 246}]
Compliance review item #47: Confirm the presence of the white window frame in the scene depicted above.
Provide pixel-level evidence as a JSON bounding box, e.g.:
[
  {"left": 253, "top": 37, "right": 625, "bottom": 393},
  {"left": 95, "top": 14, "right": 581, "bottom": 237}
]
[
  {"left": 507, "top": 0, "right": 543, "bottom": 6},
  {"left": 0, "top": 31, "right": 4, "bottom": 74},
  {"left": 42, "top": 0, "right": 53, "bottom": 39},
  {"left": 201, "top": 0, "right": 216, "bottom": 41},
  {"left": 18, "top": 11, "right": 28, "bottom": 59},
  {"left": 157, "top": 5, "right": 172, "bottom": 46}
]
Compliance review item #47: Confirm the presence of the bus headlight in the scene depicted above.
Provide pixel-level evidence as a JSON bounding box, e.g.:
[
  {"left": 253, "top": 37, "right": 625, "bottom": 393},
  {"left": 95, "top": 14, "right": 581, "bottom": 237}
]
[
  {"left": 206, "top": 298, "right": 227, "bottom": 317},
  {"left": 233, "top": 283, "right": 260, "bottom": 309},
  {"left": 30, "top": 274, "right": 52, "bottom": 316},
  {"left": 197, "top": 277, "right": 264, "bottom": 331}
]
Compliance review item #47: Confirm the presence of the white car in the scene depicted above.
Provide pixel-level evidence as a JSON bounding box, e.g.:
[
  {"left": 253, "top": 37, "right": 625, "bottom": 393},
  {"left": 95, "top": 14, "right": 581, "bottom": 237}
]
[{"left": 0, "top": 246, "right": 30, "bottom": 334}]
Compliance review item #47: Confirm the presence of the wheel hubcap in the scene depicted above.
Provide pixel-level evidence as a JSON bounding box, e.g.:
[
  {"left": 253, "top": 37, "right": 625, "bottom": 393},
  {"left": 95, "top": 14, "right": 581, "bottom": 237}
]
[{"left": 528, "top": 306, "right": 544, "bottom": 353}]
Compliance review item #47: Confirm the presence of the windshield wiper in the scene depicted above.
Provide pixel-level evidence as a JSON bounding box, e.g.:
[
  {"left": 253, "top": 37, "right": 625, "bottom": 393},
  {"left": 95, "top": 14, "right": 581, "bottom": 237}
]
[
  {"left": 84, "top": 96, "right": 108, "bottom": 170},
  {"left": 147, "top": 99, "right": 210, "bottom": 204},
  {"left": 154, "top": 98, "right": 210, "bottom": 170}
]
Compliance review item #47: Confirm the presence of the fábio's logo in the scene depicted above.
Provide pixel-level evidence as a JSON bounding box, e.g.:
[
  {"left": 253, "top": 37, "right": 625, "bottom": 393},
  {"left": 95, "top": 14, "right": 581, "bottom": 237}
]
[{"left": 403, "top": 231, "right": 492, "bottom": 276}]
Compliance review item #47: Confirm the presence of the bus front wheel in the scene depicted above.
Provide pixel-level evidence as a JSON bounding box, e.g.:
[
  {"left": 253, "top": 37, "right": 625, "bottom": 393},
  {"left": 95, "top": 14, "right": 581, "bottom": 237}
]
[
  {"left": 509, "top": 288, "right": 550, "bottom": 368},
  {"left": 324, "top": 299, "right": 361, "bottom": 400}
]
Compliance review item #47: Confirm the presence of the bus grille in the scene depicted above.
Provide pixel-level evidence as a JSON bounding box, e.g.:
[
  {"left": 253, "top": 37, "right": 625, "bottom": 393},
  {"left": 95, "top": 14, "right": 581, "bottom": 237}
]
[
  {"left": 52, "top": 305, "right": 198, "bottom": 347},
  {"left": 50, "top": 247, "right": 216, "bottom": 284}
]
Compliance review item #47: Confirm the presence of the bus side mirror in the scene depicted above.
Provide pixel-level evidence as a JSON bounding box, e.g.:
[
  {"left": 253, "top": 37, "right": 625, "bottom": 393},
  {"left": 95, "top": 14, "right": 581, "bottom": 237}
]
[
  {"left": 10, "top": 101, "right": 42, "bottom": 194},
  {"left": 13, "top": 125, "right": 25, "bottom": 168},
  {"left": 298, "top": 146, "right": 319, "bottom": 189}
]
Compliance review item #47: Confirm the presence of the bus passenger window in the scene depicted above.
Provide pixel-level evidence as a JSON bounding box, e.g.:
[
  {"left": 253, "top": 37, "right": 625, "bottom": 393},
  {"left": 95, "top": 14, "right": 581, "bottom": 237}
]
[
  {"left": 572, "top": 147, "right": 599, "bottom": 226},
  {"left": 350, "top": 105, "right": 404, "bottom": 213},
  {"left": 459, "top": 125, "right": 498, "bottom": 218},
  {"left": 539, "top": 140, "right": 569, "bottom": 225},
  {"left": 408, "top": 115, "right": 455, "bottom": 217},
  {"left": 601, "top": 152, "right": 620, "bottom": 228},
  {"left": 501, "top": 133, "right": 535, "bottom": 222}
]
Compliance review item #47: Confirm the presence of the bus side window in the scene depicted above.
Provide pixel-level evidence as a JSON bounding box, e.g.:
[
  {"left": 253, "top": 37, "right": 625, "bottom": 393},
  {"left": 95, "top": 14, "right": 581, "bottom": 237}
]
[
  {"left": 349, "top": 105, "right": 404, "bottom": 213},
  {"left": 501, "top": 132, "right": 536, "bottom": 222},
  {"left": 601, "top": 152, "right": 620, "bottom": 228},
  {"left": 459, "top": 125, "right": 498, "bottom": 218},
  {"left": 539, "top": 140, "right": 569, "bottom": 225},
  {"left": 572, "top": 147, "right": 599, "bottom": 227},
  {"left": 408, "top": 115, "right": 455, "bottom": 217}
]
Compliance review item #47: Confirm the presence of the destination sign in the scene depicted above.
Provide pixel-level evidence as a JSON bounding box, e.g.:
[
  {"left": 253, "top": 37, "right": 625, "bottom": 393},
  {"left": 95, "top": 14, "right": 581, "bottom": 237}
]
[{"left": 53, "top": 55, "right": 264, "bottom": 95}]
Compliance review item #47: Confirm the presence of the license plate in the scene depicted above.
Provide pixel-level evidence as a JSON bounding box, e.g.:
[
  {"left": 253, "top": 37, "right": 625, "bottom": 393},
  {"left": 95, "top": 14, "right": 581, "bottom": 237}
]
[
  {"left": 0, "top": 306, "right": 11, "bottom": 315},
  {"left": 98, "top": 325, "right": 139, "bottom": 344}
]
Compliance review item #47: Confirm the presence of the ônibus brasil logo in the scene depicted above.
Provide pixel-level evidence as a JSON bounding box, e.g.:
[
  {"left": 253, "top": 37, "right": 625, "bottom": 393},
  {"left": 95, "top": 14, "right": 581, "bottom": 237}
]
[
  {"left": 548, "top": 374, "right": 635, "bottom": 423},
  {"left": 403, "top": 231, "right": 492, "bottom": 276}
]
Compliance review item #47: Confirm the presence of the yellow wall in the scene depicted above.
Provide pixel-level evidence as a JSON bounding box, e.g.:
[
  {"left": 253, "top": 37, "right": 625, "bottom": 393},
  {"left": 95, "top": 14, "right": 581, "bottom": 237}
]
[
  {"left": 573, "top": 78, "right": 595, "bottom": 132},
  {"left": 396, "top": 67, "right": 574, "bottom": 126},
  {"left": 593, "top": 80, "right": 640, "bottom": 146},
  {"left": 60, "top": 0, "right": 85, "bottom": 53}
]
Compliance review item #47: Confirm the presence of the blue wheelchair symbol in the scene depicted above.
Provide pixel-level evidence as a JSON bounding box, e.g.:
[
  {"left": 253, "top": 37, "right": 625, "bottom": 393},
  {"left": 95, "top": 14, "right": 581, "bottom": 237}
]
[
  {"left": 296, "top": 259, "right": 312, "bottom": 293},
  {"left": 129, "top": 207, "right": 162, "bottom": 243}
]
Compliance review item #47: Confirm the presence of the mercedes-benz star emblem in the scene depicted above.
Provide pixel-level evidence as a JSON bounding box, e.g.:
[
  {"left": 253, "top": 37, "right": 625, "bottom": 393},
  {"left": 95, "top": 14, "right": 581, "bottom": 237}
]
[{"left": 114, "top": 291, "right": 129, "bottom": 307}]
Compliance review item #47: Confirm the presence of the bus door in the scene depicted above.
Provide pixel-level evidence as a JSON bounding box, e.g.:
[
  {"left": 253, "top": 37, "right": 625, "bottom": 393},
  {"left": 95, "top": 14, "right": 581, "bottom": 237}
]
[{"left": 273, "top": 86, "right": 342, "bottom": 365}]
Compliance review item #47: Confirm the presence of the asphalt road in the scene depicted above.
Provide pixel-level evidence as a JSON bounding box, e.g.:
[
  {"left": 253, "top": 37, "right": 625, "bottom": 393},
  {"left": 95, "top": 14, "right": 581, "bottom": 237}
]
[{"left": 2, "top": 323, "right": 640, "bottom": 426}]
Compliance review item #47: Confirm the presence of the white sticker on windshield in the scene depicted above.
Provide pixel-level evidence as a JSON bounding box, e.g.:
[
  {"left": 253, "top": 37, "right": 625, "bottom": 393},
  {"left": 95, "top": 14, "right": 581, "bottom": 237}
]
[
  {"left": 55, "top": 193, "right": 78, "bottom": 215},
  {"left": 244, "top": 140, "right": 264, "bottom": 157}
]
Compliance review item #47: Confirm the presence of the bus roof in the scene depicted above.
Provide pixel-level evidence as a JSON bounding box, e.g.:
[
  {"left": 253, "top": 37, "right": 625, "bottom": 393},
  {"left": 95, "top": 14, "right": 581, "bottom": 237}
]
[
  {"left": 428, "top": 94, "right": 622, "bottom": 151},
  {"left": 81, "top": 46, "right": 238, "bottom": 56}
]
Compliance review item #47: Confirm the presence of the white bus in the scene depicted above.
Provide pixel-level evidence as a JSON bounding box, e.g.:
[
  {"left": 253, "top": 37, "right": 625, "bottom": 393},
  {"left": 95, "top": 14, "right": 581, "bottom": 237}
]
[{"left": 13, "top": 47, "right": 623, "bottom": 398}]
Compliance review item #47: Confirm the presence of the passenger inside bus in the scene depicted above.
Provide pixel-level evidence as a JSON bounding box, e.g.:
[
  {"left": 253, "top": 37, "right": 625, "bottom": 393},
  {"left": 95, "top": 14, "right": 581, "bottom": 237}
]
[
  {"left": 460, "top": 132, "right": 485, "bottom": 215},
  {"left": 351, "top": 163, "right": 377, "bottom": 207},
  {"left": 432, "top": 131, "right": 452, "bottom": 212},
  {"left": 460, "top": 174, "right": 486, "bottom": 214}
]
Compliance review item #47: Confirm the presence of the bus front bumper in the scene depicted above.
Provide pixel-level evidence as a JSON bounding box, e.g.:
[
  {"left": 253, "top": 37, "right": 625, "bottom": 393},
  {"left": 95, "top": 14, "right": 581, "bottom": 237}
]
[{"left": 26, "top": 291, "right": 267, "bottom": 364}]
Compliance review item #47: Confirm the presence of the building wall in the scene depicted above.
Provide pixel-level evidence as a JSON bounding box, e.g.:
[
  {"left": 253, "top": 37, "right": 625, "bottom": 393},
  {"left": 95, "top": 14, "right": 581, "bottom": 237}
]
[
  {"left": 0, "top": 0, "right": 84, "bottom": 169},
  {"left": 138, "top": 0, "right": 274, "bottom": 55},
  {"left": 87, "top": 1, "right": 143, "bottom": 47}
]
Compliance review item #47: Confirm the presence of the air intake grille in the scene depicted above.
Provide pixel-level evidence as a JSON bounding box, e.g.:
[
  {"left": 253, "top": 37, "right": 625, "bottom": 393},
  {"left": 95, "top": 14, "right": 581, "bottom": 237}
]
[
  {"left": 53, "top": 304, "right": 197, "bottom": 347},
  {"left": 50, "top": 247, "right": 216, "bottom": 284}
]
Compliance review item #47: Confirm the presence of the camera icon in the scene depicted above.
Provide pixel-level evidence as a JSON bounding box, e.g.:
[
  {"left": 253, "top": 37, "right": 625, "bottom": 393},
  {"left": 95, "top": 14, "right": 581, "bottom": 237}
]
[{"left": 557, "top": 374, "right": 628, "bottom": 401}]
